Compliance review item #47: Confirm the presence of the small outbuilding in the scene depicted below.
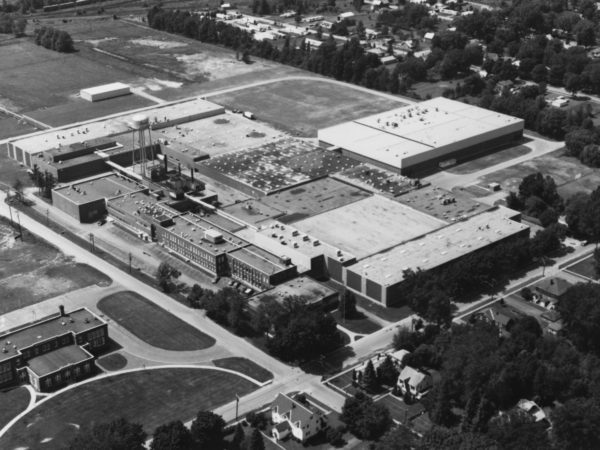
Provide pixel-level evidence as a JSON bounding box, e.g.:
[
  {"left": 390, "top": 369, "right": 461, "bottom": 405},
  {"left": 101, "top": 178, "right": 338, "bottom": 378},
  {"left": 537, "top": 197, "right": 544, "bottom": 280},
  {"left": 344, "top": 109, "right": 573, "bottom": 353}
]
[{"left": 80, "top": 82, "right": 132, "bottom": 102}]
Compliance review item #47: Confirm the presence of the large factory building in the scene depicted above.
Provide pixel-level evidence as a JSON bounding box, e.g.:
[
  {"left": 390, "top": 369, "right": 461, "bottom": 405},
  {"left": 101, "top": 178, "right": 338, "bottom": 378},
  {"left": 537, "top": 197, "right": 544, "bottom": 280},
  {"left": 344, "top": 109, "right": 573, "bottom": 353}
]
[{"left": 318, "top": 97, "right": 524, "bottom": 176}]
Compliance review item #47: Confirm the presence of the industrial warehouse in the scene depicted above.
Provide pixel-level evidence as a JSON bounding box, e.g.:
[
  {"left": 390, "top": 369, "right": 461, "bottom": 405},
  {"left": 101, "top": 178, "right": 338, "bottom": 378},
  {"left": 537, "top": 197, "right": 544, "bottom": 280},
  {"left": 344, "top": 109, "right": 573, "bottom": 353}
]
[
  {"left": 318, "top": 97, "right": 525, "bottom": 175},
  {"left": 5, "top": 93, "right": 532, "bottom": 309}
]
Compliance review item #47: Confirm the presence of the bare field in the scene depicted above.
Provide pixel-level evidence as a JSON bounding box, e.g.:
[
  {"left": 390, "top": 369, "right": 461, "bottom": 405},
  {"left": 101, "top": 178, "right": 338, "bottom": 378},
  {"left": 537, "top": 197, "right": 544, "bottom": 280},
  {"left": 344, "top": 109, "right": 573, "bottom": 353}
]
[
  {"left": 0, "top": 221, "right": 111, "bottom": 315},
  {"left": 209, "top": 79, "right": 405, "bottom": 137}
]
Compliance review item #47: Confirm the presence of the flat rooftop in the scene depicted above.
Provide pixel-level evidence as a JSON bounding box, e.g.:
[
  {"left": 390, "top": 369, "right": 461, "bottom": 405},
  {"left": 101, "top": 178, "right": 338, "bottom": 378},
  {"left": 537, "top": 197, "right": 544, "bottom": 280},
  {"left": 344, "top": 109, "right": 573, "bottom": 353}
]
[
  {"left": 54, "top": 174, "right": 146, "bottom": 204},
  {"left": 155, "top": 112, "right": 283, "bottom": 158},
  {"left": 249, "top": 276, "right": 336, "bottom": 308},
  {"left": 334, "top": 164, "right": 419, "bottom": 197},
  {"left": 165, "top": 213, "right": 248, "bottom": 256},
  {"left": 294, "top": 195, "right": 447, "bottom": 259},
  {"left": 81, "top": 82, "right": 130, "bottom": 96},
  {"left": 0, "top": 308, "right": 104, "bottom": 363},
  {"left": 27, "top": 345, "right": 93, "bottom": 377},
  {"left": 107, "top": 190, "right": 173, "bottom": 216},
  {"left": 258, "top": 221, "right": 355, "bottom": 262},
  {"left": 229, "top": 244, "right": 289, "bottom": 274},
  {"left": 396, "top": 185, "right": 490, "bottom": 222},
  {"left": 200, "top": 138, "right": 360, "bottom": 195},
  {"left": 9, "top": 97, "right": 223, "bottom": 156},
  {"left": 318, "top": 97, "right": 524, "bottom": 168},
  {"left": 222, "top": 200, "right": 285, "bottom": 227},
  {"left": 259, "top": 177, "right": 370, "bottom": 223},
  {"left": 348, "top": 208, "right": 529, "bottom": 286}
]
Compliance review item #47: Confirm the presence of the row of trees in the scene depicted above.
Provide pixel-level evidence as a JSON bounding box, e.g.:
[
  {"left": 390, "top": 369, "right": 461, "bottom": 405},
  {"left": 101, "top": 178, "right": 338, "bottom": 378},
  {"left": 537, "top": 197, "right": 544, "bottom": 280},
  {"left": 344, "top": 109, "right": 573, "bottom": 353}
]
[
  {"left": 33, "top": 26, "right": 74, "bottom": 52},
  {"left": 29, "top": 164, "right": 56, "bottom": 199},
  {"left": 67, "top": 411, "right": 266, "bottom": 450},
  {"left": 506, "top": 172, "right": 564, "bottom": 226}
]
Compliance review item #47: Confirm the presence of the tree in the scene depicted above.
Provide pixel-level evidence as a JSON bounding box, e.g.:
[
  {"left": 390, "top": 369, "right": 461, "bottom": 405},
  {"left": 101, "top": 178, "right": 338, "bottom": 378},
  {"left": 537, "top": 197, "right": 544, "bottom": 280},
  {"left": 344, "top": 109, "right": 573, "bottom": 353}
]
[
  {"left": 155, "top": 262, "right": 181, "bottom": 293},
  {"left": 230, "top": 424, "right": 245, "bottom": 450},
  {"left": 353, "top": 0, "right": 363, "bottom": 12},
  {"left": 13, "top": 17, "right": 25, "bottom": 37},
  {"left": 376, "top": 425, "right": 415, "bottom": 450},
  {"left": 190, "top": 411, "right": 225, "bottom": 449},
  {"left": 557, "top": 283, "right": 600, "bottom": 354},
  {"left": 12, "top": 178, "right": 23, "bottom": 200},
  {"left": 377, "top": 355, "right": 399, "bottom": 386},
  {"left": 67, "top": 418, "right": 146, "bottom": 450},
  {"left": 151, "top": 421, "right": 194, "bottom": 450},
  {"left": 246, "top": 427, "right": 265, "bottom": 450},
  {"left": 552, "top": 398, "right": 600, "bottom": 450},
  {"left": 341, "top": 392, "right": 392, "bottom": 440},
  {"left": 186, "top": 284, "right": 204, "bottom": 308},
  {"left": 339, "top": 289, "right": 358, "bottom": 320},
  {"left": 362, "top": 359, "right": 378, "bottom": 390}
]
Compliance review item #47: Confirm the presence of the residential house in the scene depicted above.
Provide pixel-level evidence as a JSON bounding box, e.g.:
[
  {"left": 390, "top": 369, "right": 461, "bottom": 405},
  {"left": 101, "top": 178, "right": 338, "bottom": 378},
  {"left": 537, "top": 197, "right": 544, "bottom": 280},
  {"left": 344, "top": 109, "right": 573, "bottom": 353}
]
[
  {"left": 472, "top": 304, "right": 523, "bottom": 336},
  {"left": 534, "top": 277, "right": 572, "bottom": 309},
  {"left": 270, "top": 393, "right": 327, "bottom": 442},
  {"left": 517, "top": 399, "right": 547, "bottom": 422},
  {"left": 397, "top": 366, "right": 439, "bottom": 399}
]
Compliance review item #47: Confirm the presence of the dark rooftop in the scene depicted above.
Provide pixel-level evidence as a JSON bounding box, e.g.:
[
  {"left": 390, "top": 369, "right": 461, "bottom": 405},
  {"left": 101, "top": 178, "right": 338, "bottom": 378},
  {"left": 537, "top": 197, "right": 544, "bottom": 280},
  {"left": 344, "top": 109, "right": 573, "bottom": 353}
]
[
  {"left": 534, "top": 277, "right": 573, "bottom": 298},
  {"left": 0, "top": 308, "right": 104, "bottom": 363},
  {"left": 27, "top": 345, "right": 93, "bottom": 377}
]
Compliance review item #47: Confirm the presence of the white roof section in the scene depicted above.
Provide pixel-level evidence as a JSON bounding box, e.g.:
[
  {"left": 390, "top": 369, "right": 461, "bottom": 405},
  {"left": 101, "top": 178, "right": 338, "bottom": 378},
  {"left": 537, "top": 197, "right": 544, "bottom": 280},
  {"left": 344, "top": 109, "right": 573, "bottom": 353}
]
[
  {"left": 318, "top": 97, "right": 523, "bottom": 169},
  {"left": 80, "top": 82, "right": 131, "bottom": 96},
  {"left": 9, "top": 97, "right": 223, "bottom": 156},
  {"left": 347, "top": 207, "right": 529, "bottom": 286}
]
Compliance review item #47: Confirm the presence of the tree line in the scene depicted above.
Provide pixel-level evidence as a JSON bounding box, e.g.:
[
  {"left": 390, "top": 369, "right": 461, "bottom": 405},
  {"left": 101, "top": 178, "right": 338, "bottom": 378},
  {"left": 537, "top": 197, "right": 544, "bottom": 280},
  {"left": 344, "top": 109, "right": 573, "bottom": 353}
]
[
  {"left": 0, "top": 13, "right": 25, "bottom": 36},
  {"left": 389, "top": 298, "right": 600, "bottom": 450},
  {"left": 33, "top": 25, "right": 74, "bottom": 52},
  {"left": 66, "top": 410, "right": 267, "bottom": 450}
]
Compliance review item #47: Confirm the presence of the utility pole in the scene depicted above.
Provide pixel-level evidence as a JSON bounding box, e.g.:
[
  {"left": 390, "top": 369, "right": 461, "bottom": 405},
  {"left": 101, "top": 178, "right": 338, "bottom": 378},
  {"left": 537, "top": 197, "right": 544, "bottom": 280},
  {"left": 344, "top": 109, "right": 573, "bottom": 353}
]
[
  {"left": 235, "top": 394, "right": 240, "bottom": 422},
  {"left": 129, "top": 252, "right": 132, "bottom": 274},
  {"left": 46, "top": 208, "right": 49, "bottom": 226},
  {"left": 89, "top": 233, "right": 95, "bottom": 253},
  {"left": 7, "top": 203, "right": 14, "bottom": 227}
]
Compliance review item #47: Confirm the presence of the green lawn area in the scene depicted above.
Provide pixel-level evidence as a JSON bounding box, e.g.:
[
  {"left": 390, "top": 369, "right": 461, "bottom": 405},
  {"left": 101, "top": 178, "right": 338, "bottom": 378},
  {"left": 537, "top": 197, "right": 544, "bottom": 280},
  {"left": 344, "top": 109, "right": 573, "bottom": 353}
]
[
  {"left": 0, "top": 368, "right": 258, "bottom": 450},
  {"left": 446, "top": 145, "right": 531, "bottom": 175},
  {"left": 332, "top": 311, "right": 382, "bottom": 335},
  {"left": 0, "top": 387, "right": 31, "bottom": 431},
  {"left": 97, "top": 353, "right": 128, "bottom": 371},
  {"left": 213, "top": 357, "right": 273, "bottom": 383},
  {"left": 567, "top": 255, "right": 599, "bottom": 280},
  {"left": 97, "top": 291, "right": 215, "bottom": 351}
]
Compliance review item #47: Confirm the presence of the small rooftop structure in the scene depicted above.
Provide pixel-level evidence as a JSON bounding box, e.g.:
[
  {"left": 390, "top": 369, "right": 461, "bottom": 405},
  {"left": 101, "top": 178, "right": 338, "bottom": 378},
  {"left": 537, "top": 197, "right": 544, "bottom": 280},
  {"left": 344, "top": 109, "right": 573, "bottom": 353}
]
[{"left": 80, "top": 82, "right": 131, "bottom": 102}]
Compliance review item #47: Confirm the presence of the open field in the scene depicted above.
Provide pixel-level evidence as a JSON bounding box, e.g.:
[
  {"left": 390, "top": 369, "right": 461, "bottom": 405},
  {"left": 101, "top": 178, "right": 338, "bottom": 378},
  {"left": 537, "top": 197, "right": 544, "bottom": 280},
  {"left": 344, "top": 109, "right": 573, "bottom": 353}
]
[
  {"left": 213, "top": 357, "right": 273, "bottom": 383},
  {"left": 0, "top": 113, "right": 39, "bottom": 140},
  {"left": 0, "top": 368, "right": 258, "bottom": 449},
  {"left": 446, "top": 145, "right": 532, "bottom": 175},
  {"left": 477, "top": 150, "right": 593, "bottom": 195},
  {"left": 210, "top": 78, "right": 405, "bottom": 137},
  {"left": 0, "top": 221, "right": 111, "bottom": 315},
  {"left": 0, "top": 40, "right": 146, "bottom": 112},
  {"left": 53, "top": 18, "right": 281, "bottom": 81},
  {"left": 0, "top": 387, "right": 30, "bottom": 431},
  {"left": 294, "top": 195, "right": 447, "bottom": 259},
  {"left": 28, "top": 94, "right": 156, "bottom": 128},
  {"left": 97, "top": 291, "right": 215, "bottom": 350}
]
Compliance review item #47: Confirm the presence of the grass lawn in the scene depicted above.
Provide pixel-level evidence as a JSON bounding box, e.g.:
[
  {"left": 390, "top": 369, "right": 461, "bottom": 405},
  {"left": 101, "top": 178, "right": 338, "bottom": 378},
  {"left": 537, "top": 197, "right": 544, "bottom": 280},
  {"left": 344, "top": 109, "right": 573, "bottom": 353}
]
[
  {"left": 567, "top": 255, "right": 599, "bottom": 280},
  {"left": 332, "top": 310, "right": 382, "bottom": 335},
  {"left": 210, "top": 79, "right": 404, "bottom": 137},
  {"left": 0, "top": 387, "right": 30, "bottom": 430},
  {"left": 0, "top": 113, "right": 39, "bottom": 140},
  {"left": 97, "top": 291, "right": 215, "bottom": 350},
  {"left": 97, "top": 353, "right": 128, "bottom": 371},
  {"left": 0, "top": 368, "right": 258, "bottom": 450},
  {"left": 213, "top": 357, "right": 273, "bottom": 383}
]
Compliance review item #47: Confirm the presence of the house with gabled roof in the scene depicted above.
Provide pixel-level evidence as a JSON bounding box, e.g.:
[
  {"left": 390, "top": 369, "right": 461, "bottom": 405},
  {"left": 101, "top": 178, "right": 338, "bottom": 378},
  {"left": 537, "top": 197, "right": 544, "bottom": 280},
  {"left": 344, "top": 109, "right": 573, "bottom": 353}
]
[
  {"left": 270, "top": 392, "right": 327, "bottom": 442},
  {"left": 397, "top": 366, "right": 439, "bottom": 399}
]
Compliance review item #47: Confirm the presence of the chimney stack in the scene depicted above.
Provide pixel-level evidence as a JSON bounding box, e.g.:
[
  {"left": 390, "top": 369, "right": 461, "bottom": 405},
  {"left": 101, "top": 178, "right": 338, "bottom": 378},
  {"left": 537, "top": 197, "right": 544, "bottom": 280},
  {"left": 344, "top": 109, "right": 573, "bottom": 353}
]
[{"left": 59, "top": 305, "right": 65, "bottom": 317}]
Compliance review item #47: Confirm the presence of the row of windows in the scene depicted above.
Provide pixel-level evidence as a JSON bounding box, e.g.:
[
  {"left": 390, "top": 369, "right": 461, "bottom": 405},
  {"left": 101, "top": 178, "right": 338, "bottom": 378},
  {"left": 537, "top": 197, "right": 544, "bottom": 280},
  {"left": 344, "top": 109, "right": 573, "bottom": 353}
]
[{"left": 0, "top": 371, "right": 13, "bottom": 384}]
